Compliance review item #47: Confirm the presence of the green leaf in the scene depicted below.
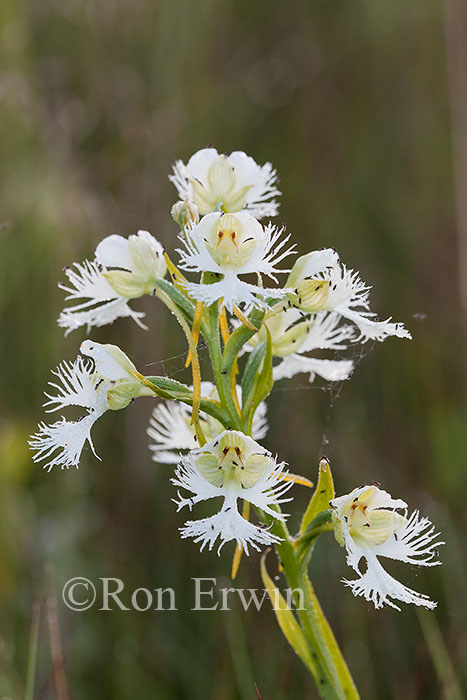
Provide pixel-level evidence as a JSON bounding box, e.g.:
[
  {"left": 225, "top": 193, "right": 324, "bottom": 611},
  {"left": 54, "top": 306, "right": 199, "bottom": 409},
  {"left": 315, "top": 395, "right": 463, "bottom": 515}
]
[
  {"left": 260, "top": 554, "right": 320, "bottom": 678},
  {"left": 296, "top": 567, "right": 360, "bottom": 699},
  {"left": 152, "top": 278, "right": 197, "bottom": 325},
  {"left": 296, "top": 510, "right": 334, "bottom": 559},
  {"left": 245, "top": 327, "right": 272, "bottom": 432},
  {"left": 146, "top": 376, "right": 192, "bottom": 397},
  {"left": 221, "top": 307, "right": 265, "bottom": 377},
  {"left": 301, "top": 458, "right": 335, "bottom": 534},
  {"left": 145, "top": 376, "right": 229, "bottom": 425},
  {"left": 241, "top": 340, "right": 266, "bottom": 409}
]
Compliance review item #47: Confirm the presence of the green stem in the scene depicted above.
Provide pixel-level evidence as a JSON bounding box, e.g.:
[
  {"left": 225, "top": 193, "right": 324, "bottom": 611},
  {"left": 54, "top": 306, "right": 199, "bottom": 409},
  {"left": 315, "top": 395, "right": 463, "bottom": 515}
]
[
  {"left": 205, "top": 301, "right": 242, "bottom": 429},
  {"left": 265, "top": 515, "right": 359, "bottom": 699}
]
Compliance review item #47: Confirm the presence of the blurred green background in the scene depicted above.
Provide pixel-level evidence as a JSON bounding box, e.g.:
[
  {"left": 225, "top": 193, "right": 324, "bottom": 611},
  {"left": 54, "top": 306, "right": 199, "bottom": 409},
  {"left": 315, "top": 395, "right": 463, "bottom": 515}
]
[{"left": 1, "top": 0, "right": 466, "bottom": 697}]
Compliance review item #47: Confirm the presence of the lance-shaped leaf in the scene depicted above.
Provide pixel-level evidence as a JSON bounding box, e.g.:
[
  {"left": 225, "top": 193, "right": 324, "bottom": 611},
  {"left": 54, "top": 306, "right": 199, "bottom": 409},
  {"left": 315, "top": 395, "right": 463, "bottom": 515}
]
[
  {"left": 260, "top": 554, "right": 321, "bottom": 678},
  {"left": 295, "top": 565, "right": 359, "bottom": 699},
  {"left": 245, "top": 327, "right": 273, "bottom": 433},
  {"left": 301, "top": 458, "right": 335, "bottom": 534},
  {"left": 152, "top": 278, "right": 198, "bottom": 326},
  {"left": 146, "top": 376, "right": 229, "bottom": 425},
  {"left": 241, "top": 340, "right": 266, "bottom": 409}
]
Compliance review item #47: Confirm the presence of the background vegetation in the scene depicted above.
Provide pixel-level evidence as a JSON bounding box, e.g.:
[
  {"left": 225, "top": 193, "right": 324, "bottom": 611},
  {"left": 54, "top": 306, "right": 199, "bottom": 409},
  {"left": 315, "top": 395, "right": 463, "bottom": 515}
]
[{"left": 0, "top": 0, "right": 465, "bottom": 697}]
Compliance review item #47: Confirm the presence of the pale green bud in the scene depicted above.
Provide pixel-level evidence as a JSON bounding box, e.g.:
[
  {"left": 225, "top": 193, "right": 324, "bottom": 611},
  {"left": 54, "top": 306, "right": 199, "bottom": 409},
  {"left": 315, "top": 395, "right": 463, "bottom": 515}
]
[
  {"left": 103, "top": 231, "right": 166, "bottom": 299},
  {"left": 171, "top": 199, "right": 200, "bottom": 228},
  {"left": 106, "top": 381, "right": 142, "bottom": 410},
  {"left": 104, "top": 269, "right": 152, "bottom": 298}
]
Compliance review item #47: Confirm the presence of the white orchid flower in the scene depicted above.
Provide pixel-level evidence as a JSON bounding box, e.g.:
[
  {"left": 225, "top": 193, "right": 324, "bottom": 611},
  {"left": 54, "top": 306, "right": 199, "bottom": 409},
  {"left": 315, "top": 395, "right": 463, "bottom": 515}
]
[
  {"left": 29, "top": 341, "right": 150, "bottom": 470},
  {"left": 148, "top": 382, "right": 268, "bottom": 464},
  {"left": 330, "top": 485, "right": 443, "bottom": 611},
  {"left": 172, "top": 430, "right": 293, "bottom": 554},
  {"left": 58, "top": 230, "right": 166, "bottom": 334},
  {"left": 177, "top": 212, "right": 294, "bottom": 311},
  {"left": 287, "top": 254, "right": 412, "bottom": 343},
  {"left": 169, "top": 148, "right": 281, "bottom": 218}
]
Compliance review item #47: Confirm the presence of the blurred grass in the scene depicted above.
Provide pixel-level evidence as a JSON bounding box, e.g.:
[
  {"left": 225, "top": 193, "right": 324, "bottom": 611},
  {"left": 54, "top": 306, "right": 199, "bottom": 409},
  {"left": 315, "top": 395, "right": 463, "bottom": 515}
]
[{"left": 0, "top": 0, "right": 466, "bottom": 697}]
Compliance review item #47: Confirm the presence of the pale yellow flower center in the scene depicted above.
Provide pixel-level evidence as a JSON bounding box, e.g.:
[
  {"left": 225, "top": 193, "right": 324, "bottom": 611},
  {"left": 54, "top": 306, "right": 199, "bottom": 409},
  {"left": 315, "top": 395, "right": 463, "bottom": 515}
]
[
  {"left": 195, "top": 432, "right": 270, "bottom": 489},
  {"left": 205, "top": 214, "right": 257, "bottom": 268},
  {"left": 341, "top": 489, "right": 405, "bottom": 547}
]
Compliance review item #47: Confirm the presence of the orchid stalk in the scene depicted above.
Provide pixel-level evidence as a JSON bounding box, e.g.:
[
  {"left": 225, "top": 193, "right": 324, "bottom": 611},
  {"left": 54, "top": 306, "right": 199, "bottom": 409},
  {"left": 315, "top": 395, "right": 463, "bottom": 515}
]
[{"left": 29, "top": 148, "right": 442, "bottom": 699}]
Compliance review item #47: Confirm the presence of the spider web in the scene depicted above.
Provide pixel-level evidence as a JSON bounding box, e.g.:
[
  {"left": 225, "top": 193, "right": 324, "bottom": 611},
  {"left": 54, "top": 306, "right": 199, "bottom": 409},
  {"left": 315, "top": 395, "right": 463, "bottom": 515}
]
[{"left": 136, "top": 315, "right": 375, "bottom": 462}]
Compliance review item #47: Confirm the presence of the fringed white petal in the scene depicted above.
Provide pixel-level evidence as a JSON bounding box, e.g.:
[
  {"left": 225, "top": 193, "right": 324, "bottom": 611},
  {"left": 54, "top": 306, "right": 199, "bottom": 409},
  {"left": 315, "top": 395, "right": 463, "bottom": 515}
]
[
  {"left": 179, "top": 493, "right": 281, "bottom": 554},
  {"left": 374, "top": 510, "right": 444, "bottom": 566},
  {"left": 300, "top": 312, "right": 355, "bottom": 353},
  {"left": 228, "top": 151, "right": 281, "bottom": 217},
  {"left": 238, "top": 459, "right": 294, "bottom": 517},
  {"left": 319, "top": 265, "right": 411, "bottom": 343},
  {"left": 183, "top": 276, "right": 284, "bottom": 312},
  {"left": 169, "top": 159, "right": 191, "bottom": 200},
  {"left": 58, "top": 300, "right": 146, "bottom": 336},
  {"left": 59, "top": 259, "right": 120, "bottom": 304},
  {"left": 251, "top": 400, "right": 268, "bottom": 441},
  {"left": 171, "top": 456, "right": 224, "bottom": 509},
  {"left": 338, "top": 308, "right": 412, "bottom": 343},
  {"left": 148, "top": 402, "right": 198, "bottom": 464},
  {"left": 29, "top": 411, "right": 103, "bottom": 471},
  {"left": 273, "top": 355, "right": 354, "bottom": 383},
  {"left": 58, "top": 260, "right": 146, "bottom": 335},
  {"left": 43, "top": 357, "right": 99, "bottom": 412},
  {"left": 30, "top": 351, "right": 114, "bottom": 470},
  {"left": 343, "top": 551, "right": 437, "bottom": 611}
]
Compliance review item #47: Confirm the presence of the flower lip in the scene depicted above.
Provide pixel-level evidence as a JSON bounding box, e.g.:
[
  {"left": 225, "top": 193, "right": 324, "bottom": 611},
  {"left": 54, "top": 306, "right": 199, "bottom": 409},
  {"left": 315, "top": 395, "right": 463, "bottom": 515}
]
[{"left": 205, "top": 213, "right": 259, "bottom": 269}]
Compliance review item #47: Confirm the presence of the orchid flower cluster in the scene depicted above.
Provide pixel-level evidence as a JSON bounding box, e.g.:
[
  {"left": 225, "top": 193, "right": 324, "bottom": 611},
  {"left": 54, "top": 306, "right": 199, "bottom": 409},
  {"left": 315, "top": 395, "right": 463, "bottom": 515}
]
[{"left": 30, "top": 147, "right": 443, "bottom": 695}]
